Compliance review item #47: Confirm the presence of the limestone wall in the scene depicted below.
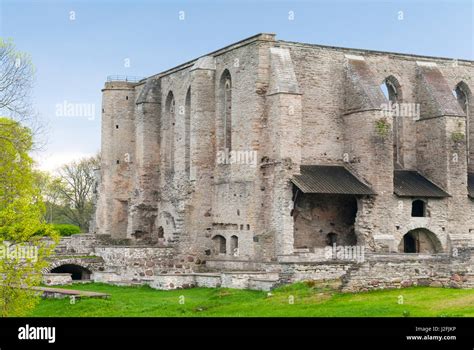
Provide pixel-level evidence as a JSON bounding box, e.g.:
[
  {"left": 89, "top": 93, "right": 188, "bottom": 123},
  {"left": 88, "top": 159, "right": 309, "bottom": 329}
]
[
  {"left": 93, "top": 34, "right": 474, "bottom": 287},
  {"left": 93, "top": 246, "right": 176, "bottom": 281}
]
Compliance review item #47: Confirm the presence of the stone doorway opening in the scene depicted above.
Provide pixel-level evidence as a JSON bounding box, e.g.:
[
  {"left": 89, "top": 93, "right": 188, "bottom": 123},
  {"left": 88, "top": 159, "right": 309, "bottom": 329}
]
[
  {"left": 212, "top": 235, "right": 227, "bottom": 255},
  {"left": 50, "top": 264, "right": 92, "bottom": 280},
  {"left": 398, "top": 228, "right": 442, "bottom": 253}
]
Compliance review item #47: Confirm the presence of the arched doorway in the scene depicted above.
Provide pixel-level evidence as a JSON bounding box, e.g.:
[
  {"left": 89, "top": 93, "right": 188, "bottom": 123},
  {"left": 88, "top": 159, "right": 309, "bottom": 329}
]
[
  {"left": 403, "top": 233, "right": 417, "bottom": 253},
  {"left": 398, "top": 228, "right": 442, "bottom": 253},
  {"left": 50, "top": 264, "right": 92, "bottom": 280},
  {"left": 212, "top": 235, "right": 226, "bottom": 255}
]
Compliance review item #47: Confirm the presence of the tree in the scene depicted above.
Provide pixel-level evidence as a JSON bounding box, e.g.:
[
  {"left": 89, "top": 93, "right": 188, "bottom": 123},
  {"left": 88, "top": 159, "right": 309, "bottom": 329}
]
[
  {"left": 55, "top": 155, "right": 100, "bottom": 231},
  {"left": 0, "top": 38, "right": 45, "bottom": 149},
  {"left": 34, "top": 171, "right": 63, "bottom": 224},
  {"left": 0, "top": 117, "right": 58, "bottom": 317},
  {"left": 0, "top": 38, "right": 35, "bottom": 122}
]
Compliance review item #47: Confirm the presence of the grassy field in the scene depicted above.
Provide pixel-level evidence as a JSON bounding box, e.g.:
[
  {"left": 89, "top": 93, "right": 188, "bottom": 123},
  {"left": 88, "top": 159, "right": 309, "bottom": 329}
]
[{"left": 28, "top": 281, "right": 474, "bottom": 317}]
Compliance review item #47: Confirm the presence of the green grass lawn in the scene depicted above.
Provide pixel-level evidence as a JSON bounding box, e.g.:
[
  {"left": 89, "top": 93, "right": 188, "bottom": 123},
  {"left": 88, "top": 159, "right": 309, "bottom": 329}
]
[{"left": 29, "top": 282, "right": 474, "bottom": 317}]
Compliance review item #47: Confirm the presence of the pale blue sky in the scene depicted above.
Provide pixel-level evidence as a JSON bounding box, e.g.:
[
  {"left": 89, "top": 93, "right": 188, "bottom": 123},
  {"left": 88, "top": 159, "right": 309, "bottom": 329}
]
[{"left": 0, "top": 0, "right": 472, "bottom": 171}]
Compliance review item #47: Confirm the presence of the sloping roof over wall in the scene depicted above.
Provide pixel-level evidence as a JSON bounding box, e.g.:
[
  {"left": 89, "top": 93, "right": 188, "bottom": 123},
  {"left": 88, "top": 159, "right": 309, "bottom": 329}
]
[
  {"left": 393, "top": 170, "right": 449, "bottom": 198},
  {"left": 268, "top": 47, "right": 300, "bottom": 95},
  {"left": 416, "top": 64, "right": 466, "bottom": 117},
  {"left": 344, "top": 57, "right": 387, "bottom": 114},
  {"left": 292, "top": 165, "right": 375, "bottom": 195}
]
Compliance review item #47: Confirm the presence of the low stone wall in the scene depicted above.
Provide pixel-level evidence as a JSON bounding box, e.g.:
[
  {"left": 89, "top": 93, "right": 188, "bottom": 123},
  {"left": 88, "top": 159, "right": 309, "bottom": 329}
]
[
  {"left": 278, "top": 248, "right": 331, "bottom": 263},
  {"left": 342, "top": 252, "right": 473, "bottom": 292},
  {"left": 93, "top": 246, "right": 176, "bottom": 282},
  {"left": 148, "top": 271, "right": 280, "bottom": 291},
  {"left": 280, "top": 261, "right": 354, "bottom": 283},
  {"left": 248, "top": 278, "right": 280, "bottom": 291},
  {"left": 42, "top": 273, "right": 72, "bottom": 286},
  {"left": 48, "top": 236, "right": 473, "bottom": 292},
  {"left": 57, "top": 234, "right": 97, "bottom": 255},
  {"left": 204, "top": 259, "right": 280, "bottom": 272},
  {"left": 194, "top": 274, "right": 222, "bottom": 288},
  {"left": 149, "top": 274, "right": 197, "bottom": 290}
]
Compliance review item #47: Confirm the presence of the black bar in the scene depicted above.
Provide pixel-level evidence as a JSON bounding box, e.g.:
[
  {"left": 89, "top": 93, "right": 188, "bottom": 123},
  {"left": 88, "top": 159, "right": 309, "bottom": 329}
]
[{"left": 0, "top": 317, "right": 472, "bottom": 348}]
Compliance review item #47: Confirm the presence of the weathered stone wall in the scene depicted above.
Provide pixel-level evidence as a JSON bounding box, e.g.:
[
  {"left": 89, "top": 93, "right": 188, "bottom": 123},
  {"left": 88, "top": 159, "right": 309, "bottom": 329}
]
[
  {"left": 293, "top": 194, "right": 357, "bottom": 249},
  {"left": 91, "top": 33, "right": 474, "bottom": 291},
  {"left": 342, "top": 251, "right": 473, "bottom": 292},
  {"left": 61, "top": 234, "right": 97, "bottom": 255},
  {"left": 127, "top": 79, "right": 161, "bottom": 243},
  {"left": 42, "top": 273, "right": 72, "bottom": 286},
  {"left": 96, "top": 81, "right": 137, "bottom": 238},
  {"left": 93, "top": 246, "right": 177, "bottom": 282},
  {"left": 280, "top": 262, "right": 353, "bottom": 283},
  {"left": 281, "top": 40, "right": 474, "bottom": 255}
]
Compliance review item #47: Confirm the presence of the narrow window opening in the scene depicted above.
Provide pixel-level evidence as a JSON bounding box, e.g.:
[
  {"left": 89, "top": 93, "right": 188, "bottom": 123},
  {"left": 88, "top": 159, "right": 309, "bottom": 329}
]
[
  {"left": 411, "top": 199, "right": 426, "bottom": 217},
  {"left": 230, "top": 235, "right": 239, "bottom": 256},
  {"left": 185, "top": 88, "right": 191, "bottom": 179},
  {"left": 455, "top": 85, "right": 468, "bottom": 113},
  {"left": 326, "top": 232, "right": 337, "bottom": 246},
  {"left": 220, "top": 70, "right": 232, "bottom": 154}
]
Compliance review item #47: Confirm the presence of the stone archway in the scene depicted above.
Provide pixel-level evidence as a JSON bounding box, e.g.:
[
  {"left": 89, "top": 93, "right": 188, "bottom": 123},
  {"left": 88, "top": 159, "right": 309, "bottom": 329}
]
[
  {"left": 50, "top": 264, "right": 92, "bottom": 280},
  {"left": 398, "top": 228, "right": 443, "bottom": 253},
  {"left": 44, "top": 258, "right": 101, "bottom": 280}
]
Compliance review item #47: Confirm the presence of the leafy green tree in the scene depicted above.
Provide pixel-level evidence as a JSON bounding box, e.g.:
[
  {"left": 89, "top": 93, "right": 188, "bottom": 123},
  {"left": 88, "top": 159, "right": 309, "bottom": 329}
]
[
  {"left": 0, "top": 117, "right": 58, "bottom": 316},
  {"left": 34, "top": 171, "right": 63, "bottom": 224}
]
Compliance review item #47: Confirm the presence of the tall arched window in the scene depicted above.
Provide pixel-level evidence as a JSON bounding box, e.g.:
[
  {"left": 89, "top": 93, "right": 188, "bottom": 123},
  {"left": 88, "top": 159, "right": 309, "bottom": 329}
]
[
  {"left": 165, "top": 91, "right": 175, "bottom": 174},
  {"left": 380, "top": 76, "right": 402, "bottom": 167},
  {"left": 454, "top": 82, "right": 472, "bottom": 168},
  {"left": 380, "top": 77, "right": 399, "bottom": 103},
  {"left": 455, "top": 82, "right": 469, "bottom": 113},
  {"left": 185, "top": 87, "right": 191, "bottom": 179},
  {"left": 220, "top": 70, "right": 232, "bottom": 152},
  {"left": 230, "top": 235, "right": 238, "bottom": 256}
]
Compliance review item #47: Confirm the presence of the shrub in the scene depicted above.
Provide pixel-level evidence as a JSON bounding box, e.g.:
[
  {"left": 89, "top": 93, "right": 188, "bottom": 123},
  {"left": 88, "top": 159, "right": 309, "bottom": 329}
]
[
  {"left": 375, "top": 118, "right": 390, "bottom": 138},
  {"left": 451, "top": 132, "right": 464, "bottom": 143},
  {"left": 51, "top": 224, "right": 81, "bottom": 236}
]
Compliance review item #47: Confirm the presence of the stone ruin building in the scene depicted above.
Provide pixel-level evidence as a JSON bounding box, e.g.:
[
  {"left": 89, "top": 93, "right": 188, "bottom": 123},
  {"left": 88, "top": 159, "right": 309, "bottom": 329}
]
[{"left": 45, "top": 34, "right": 474, "bottom": 291}]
